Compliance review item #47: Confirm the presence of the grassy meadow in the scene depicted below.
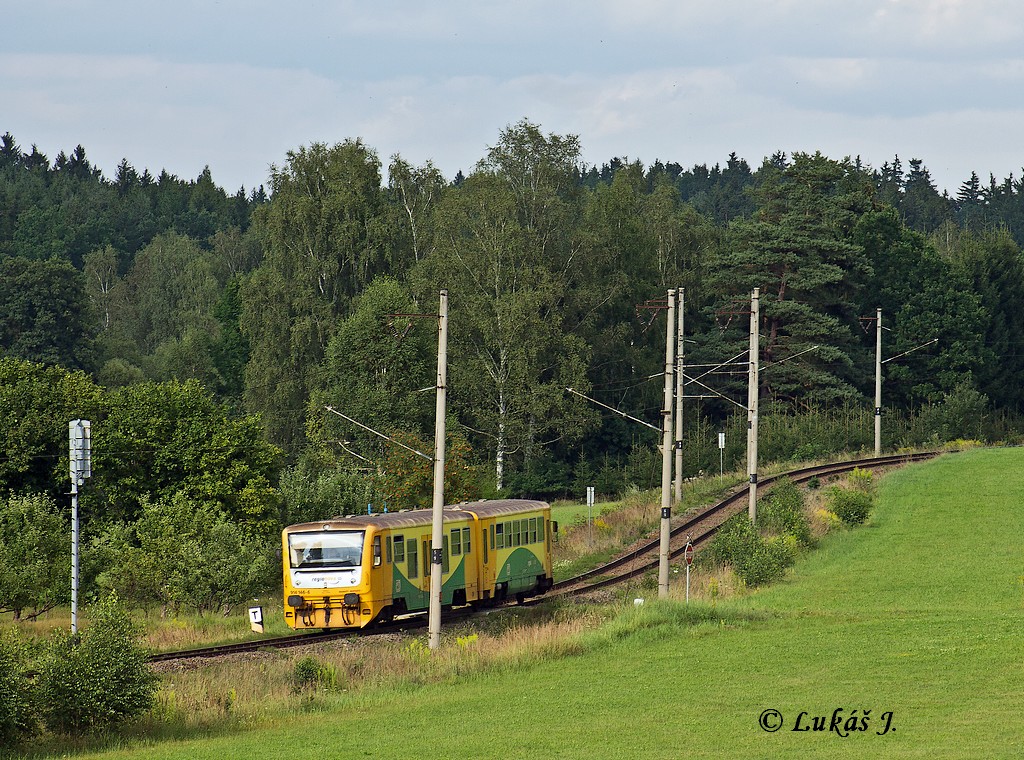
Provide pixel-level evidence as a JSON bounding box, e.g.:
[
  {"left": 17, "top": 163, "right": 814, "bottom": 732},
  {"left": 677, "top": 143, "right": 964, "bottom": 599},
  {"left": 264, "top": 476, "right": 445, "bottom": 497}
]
[{"left": 18, "top": 447, "right": 1024, "bottom": 759}]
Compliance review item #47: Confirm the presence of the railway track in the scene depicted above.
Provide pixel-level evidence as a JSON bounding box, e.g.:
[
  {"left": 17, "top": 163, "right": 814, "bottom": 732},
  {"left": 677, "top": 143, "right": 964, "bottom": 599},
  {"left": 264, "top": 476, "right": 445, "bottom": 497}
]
[
  {"left": 549, "top": 451, "right": 938, "bottom": 598},
  {"left": 149, "top": 451, "right": 938, "bottom": 664}
]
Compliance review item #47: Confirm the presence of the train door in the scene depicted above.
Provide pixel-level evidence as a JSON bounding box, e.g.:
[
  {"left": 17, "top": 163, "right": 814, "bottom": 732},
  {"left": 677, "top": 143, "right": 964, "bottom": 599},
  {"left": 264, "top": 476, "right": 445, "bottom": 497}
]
[
  {"left": 451, "top": 523, "right": 477, "bottom": 602},
  {"left": 481, "top": 517, "right": 496, "bottom": 600},
  {"left": 421, "top": 536, "right": 453, "bottom": 603}
]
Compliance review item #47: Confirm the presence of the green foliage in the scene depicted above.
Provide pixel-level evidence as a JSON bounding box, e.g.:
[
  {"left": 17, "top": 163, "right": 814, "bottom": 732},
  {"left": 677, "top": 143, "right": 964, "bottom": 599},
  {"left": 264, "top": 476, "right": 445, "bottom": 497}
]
[
  {"left": 847, "top": 466, "right": 874, "bottom": 493},
  {"left": 291, "top": 655, "right": 338, "bottom": 693},
  {"left": 377, "top": 428, "right": 480, "bottom": 510},
  {"left": 0, "top": 631, "right": 37, "bottom": 745},
  {"left": 701, "top": 515, "right": 792, "bottom": 587},
  {"left": 309, "top": 276, "right": 434, "bottom": 452},
  {"left": 278, "top": 455, "right": 374, "bottom": 524},
  {"left": 757, "top": 478, "right": 811, "bottom": 546},
  {"left": 0, "top": 357, "right": 103, "bottom": 497},
  {"left": 98, "top": 378, "right": 283, "bottom": 530},
  {"left": 102, "top": 494, "right": 273, "bottom": 614},
  {"left": 243, "top": 139, "right": 393, "bottom": 454},
  {"left": 827, "top": 487, "right": 873, "bottom": 525},
  {"left": 0, "top": 493, "right": 69, "bottom": 619},
  {"left": 0, "top": 256, "right": 94, "bottom": 370},
  {"left": 757, "top": 403, "right": 874, "bottom": 463},
  {"left": 708, "top": 153, "right": 871, "bottom": 406},
  {"left": 414, "top": 121, "right": 594, "bottom": 490},
  {"left": 35, "top": 594, "right": 157, "bottom": 734},
  {"left": 702, "top": 479, "right": 813, "bottom": 586}
]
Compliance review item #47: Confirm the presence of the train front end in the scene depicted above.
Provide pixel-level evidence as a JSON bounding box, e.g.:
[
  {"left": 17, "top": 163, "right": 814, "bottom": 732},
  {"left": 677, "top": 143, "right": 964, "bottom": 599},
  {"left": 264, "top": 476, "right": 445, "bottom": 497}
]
[{"left": 282, "top": 521, "right": 383, "bottom": 629}]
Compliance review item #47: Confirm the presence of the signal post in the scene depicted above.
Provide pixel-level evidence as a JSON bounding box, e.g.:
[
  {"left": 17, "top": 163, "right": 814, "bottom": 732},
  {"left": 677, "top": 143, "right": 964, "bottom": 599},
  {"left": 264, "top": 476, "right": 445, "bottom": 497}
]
[{"left": 69, "top": 419, "right": 92, "bottom": 634}]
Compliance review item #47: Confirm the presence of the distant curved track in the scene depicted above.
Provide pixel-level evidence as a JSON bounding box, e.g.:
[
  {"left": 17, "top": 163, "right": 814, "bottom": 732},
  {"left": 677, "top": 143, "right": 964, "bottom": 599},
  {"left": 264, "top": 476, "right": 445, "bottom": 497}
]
[
  {"left": 150, "top": 451, "right": 938, "bottom": 664},
  {"left": 548, "top": 451, "right": 938, "bottom": 598}
]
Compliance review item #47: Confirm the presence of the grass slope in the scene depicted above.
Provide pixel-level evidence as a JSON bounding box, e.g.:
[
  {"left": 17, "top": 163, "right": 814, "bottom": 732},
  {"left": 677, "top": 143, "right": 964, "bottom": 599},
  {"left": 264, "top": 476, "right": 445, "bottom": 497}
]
[{"left": 78, "top": 449, "right": 1024, "bottom": 759}]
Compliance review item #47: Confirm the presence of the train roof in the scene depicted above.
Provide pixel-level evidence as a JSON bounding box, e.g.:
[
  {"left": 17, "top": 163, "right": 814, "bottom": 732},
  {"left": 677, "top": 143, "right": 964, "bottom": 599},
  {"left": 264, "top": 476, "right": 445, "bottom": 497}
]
[{"left": 284, "top": 499, "right": 550, "bottom": 534}]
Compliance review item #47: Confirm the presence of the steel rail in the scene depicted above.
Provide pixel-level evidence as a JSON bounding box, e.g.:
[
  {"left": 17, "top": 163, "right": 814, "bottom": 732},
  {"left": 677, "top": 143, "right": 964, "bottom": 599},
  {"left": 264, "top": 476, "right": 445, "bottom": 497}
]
[
  {"left": 149, "top": 452, "right": 938, "bottom": 663},
  {"left": 549, "top": 451, "right": 938, "bottom": 598}
]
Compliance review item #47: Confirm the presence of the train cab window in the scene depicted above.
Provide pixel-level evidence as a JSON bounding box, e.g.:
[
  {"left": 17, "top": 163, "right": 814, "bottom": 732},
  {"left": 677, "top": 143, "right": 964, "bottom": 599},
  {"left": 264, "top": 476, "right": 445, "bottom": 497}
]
[
  {"left": 451, "top": 528, "right": 462, "bottom": 556},
  {"left": 495, "top": 523, "right": 504, "bottom": 549},
  {"left": 530, "top": 517, "right": 538, "bottom": 544},
  {"left": 373, "top": 535, "right": 382, "bottom": 567},
  {"left": 394, "top": 535, "right": 405, "bottom": 564},
  {"left": 462, "top": 527, "right": 471, "bottom": 554},
  {"left": 407, "top": 538, "right": 418, "bottom": 579},
  {"left": 385, "top": 535, "right": 392, "bottom": 564}
]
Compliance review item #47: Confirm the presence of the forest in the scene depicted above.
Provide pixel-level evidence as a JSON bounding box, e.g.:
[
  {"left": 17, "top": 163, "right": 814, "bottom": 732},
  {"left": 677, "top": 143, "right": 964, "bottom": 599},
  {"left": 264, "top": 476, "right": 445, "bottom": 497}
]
[{"left": 2, "top": 119, "right": 1024, "bottom": 617}]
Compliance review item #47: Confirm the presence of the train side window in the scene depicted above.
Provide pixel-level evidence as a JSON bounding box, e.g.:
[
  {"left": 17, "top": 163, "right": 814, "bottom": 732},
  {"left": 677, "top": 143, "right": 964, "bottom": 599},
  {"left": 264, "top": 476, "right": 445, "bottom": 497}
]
[
  {"left": 530, "top": 517, "right": 537, "bottom": 544},
  {"left": 373, "top": 535, "right": 382, "bottom": 567},
  {"left": 451, "top": 528, "right": 462, "bottom": 556},
  {"left": 386, "top": 535, "right": 392, "bottom": 564},
  {"left": 490, "top": 524, "right": 495, "bottom": 550},
  {"left": 407, "top": 539, "right": 418, "bottom": 579},
  {"left": 514, "top": 520, "right": 522, "bottom": 547},
  {"left": 539, "top": 519, "right": 545, "bottom": 542},
  {"left": 394, "top": 535, "right": 405, "bottom": 564},
  {"left": 483, "top": 529, "right": 488, "bottom": 563},
  {"left": 496, "top": 523, "right": 504, "bottom": 549},
  {"left": 423, "top": 539, "right": 430, "bottom": 578},
  {"left": 442, "top": 535, "right": 450, "bottom": 574},
  {"left": 462, "top": 527, "right": 471, "bottom": 554}
]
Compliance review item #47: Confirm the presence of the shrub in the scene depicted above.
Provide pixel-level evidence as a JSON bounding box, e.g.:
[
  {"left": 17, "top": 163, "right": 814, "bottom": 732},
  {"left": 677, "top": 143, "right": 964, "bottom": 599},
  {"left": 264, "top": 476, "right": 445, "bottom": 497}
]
[
  {"left": 827, "top": 487, "right": 873, "bottom": 525},
  {"left": 847, "top": 467, "right": 874, "bottom": 494},
  {"left": 740, "top": 536, "right": 793, "bottom": 587},
  {"left": 0, "top": 631, "right": 37, "bottom": 745},
  {"left": 35, "top": 594, "right": 158, "bottom": 734},
  {"left": 292, "top": 655, "right": 338, "bottom": 693},
  {"left": 758, "top": 478, "right": 811, "bottom": 546},
  {"left": 702, "top": 515, "right": 792, "bottom": 588}
]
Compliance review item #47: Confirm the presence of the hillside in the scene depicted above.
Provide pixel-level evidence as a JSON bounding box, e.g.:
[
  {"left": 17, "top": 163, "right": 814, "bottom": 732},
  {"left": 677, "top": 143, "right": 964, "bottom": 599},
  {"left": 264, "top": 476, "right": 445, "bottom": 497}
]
[{"left": 69, "top": 447, "right": 1023, "bottom": 759}]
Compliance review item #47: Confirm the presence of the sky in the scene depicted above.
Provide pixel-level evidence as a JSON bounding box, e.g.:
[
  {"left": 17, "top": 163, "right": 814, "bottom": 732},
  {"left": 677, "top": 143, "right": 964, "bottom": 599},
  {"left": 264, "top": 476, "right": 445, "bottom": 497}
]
[{"left": 3, "top": 1, "right": 1023, "bottom": 195}]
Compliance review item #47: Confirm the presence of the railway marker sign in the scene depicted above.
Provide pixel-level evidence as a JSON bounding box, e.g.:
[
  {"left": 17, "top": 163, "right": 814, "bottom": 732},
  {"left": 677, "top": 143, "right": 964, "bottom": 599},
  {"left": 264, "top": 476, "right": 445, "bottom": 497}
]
[{"left": 248, "top": 606, "right": 264, "bottom": 634}]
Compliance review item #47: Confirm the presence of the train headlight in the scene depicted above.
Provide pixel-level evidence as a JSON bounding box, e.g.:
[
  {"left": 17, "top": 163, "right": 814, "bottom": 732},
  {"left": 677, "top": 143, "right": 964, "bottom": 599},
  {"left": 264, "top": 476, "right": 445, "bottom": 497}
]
[
  {"left": 343, "top": 593, "right": 359, "bottom": 606},
  {"left": 287, "top": 594, "right": 305, "bottom": 608}
]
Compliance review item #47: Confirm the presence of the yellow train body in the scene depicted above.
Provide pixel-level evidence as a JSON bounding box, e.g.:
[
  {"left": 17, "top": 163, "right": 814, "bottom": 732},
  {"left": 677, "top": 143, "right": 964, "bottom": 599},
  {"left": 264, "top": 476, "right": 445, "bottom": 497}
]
[{"left": 282, "top": 499, "right": 554, "bottom": 629}]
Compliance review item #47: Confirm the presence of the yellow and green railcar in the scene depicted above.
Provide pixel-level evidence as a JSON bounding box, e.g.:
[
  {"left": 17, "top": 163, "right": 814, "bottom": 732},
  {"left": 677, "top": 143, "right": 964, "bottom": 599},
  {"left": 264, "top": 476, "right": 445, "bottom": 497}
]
[{"left": 282, "top": 499, "right": 554, "bottom": 630}]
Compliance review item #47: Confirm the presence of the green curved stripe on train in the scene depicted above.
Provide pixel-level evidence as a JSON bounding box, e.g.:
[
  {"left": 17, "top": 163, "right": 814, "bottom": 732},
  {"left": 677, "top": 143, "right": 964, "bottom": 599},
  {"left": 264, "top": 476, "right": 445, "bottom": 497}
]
[
  {"left": 390, "top": 556, "right": 466, "bottom": 611},
  {"left": 496, "top": 547, "right": 545, "bottom": 593}
]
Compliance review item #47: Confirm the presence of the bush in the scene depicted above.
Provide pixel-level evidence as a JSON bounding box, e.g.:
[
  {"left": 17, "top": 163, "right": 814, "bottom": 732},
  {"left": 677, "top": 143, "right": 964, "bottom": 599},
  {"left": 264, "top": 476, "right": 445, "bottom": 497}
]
[
  {"left": 741, "top": 536, "right": 794, "bottom": 587},
  {"left": 292, "top": 655, "right": 338, "bottom": 693},
  {"left": 847, "top": 467, "right": 874, "bottom": 494},
  {"left": 35, "top": 594, "right": 157, "bottom": 734},
  {"left": 0, "top": 631, "right": 37, "bottom": 745},
  {"left": 701, "top": 515, "right": 792, "bottom": 588},
  {"left": 758, "top": 478, "right": 811, "bottom": 546},
  {"left": 827, "top": 487, "right": 873, "bottom": 525}
]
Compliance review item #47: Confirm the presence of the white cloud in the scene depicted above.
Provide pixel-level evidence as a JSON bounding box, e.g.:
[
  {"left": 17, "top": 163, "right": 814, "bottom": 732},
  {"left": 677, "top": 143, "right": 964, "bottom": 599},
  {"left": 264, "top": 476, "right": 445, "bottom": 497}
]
[{"left": 3, "top": 3, "right": 1024, "bottom": 195}]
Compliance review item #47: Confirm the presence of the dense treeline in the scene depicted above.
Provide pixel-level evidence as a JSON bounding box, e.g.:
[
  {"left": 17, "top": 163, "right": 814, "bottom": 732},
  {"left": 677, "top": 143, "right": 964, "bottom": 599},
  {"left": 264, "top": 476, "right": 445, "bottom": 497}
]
[{"left": 2, "top": 122, "right": 1024, "bottom": 606}]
